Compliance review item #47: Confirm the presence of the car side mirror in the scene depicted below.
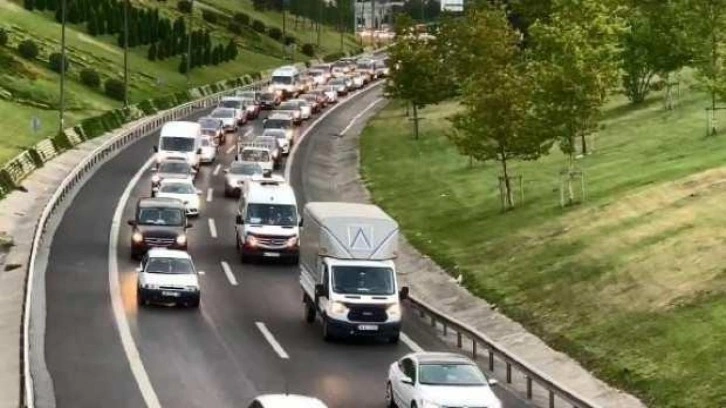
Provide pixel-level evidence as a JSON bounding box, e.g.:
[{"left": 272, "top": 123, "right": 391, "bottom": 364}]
[
  {"left": 196, "top": 148, "right": 202, "bottom": 154},
  {"left": 401, "top": 376, "right": 414, "bottom": 385},
  {"left": 488, "top": 378, "right": 498, "bottom": 387},
  {"left": 235, "top": 215, "right": 244, "bottom": 225},
  {"left": 314, "top": 283, "right": 326, "bottom": 298},
  {"left": 127, "top": 219, "right": 136, "bottom": 226},
  {"left": 298, "top": 218, "right": 303, "bottom": 227},
  {"left": 186, "top": 222, "right": 193, "bottom": 229},
  {"left": 399, "top": 286, "right": 409, "bottom": 301},
  {"left": 153, "top": 146, "right": 158, "bottom": 152}
]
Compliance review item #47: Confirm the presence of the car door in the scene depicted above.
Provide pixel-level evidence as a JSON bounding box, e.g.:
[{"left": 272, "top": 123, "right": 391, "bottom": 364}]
[
  {"left": 395, "top": 358, "right": 417, "bottom": 406},
  {"left": 317, "top": 263, "right": 330, "bottom": 313}
]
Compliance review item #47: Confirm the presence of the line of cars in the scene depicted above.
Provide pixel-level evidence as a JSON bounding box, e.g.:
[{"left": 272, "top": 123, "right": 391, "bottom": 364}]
[{"left": 124, "top": 53, "right": 503, "bottom": 408}]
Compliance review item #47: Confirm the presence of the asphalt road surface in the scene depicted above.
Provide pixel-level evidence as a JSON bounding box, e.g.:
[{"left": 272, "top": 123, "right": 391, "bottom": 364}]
[{"left": 43, "top": 82, "right": 532, "bottom": 408}]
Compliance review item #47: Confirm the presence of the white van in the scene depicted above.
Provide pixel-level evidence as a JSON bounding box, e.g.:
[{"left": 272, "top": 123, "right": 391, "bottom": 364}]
[
  {"left": 155, "top": 121, "right": 202, "bottom": 169},
  {"left": 234, "top": 174, "right": 301, "bottom": 263},
  {"left": 269, "top": 66, "right": 302, "bottom": 98}
]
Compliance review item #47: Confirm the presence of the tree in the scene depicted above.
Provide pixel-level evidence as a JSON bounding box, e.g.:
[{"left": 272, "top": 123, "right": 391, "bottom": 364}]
[
  {"left": 226, "top": 39, "right": 238, "bottom": 60},
  {"left": 446, "top": 6, "right": 551, "bottom": 210},
  {"left": 621, "top": 0, "right": 693, "bottom": 104},
  {"left": 87, "top": 10, "right": 99, "bottom": 35},
  {"left": 386, "top": 14, "right": 450, "bottom": 139},
  {"left": 0, "top": 28, "right": 8, "bottom": 47},
  {"left": 24, "top": 0, "right": 34, "bottom": 11},
  {"left": 178, "top": 54, "right": 188, "bottom": 74},
  {"left": 203, "top": 45, "right": 211, "bottom": 65},
  {"left": 17, "top": 39, "right": 39, "bottom": 60},
  {"left": 148, "top": 42, "right": 158, "bottom": 61},
  {"left": 104, "top": 78, "right": 126, "bottom": 101},
  {"left": 529, "top": 0, "right": 625, "bottom": 204}
]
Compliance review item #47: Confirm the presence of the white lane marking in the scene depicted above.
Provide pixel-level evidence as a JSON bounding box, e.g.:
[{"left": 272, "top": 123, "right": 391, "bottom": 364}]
[
  {"left": 400, "top": 332, "right": 425, "bottom": 353},
  {"left": 255, "top": 322, "right": 290, "bottom": 359},
  {"left": 208, "top": 218, "right": 218, "bottom": 239},
  {"left": 284, "top": 81, "right": 385, "bottom": 182},
  {"left": 206, "top": 187, "right": 213, "bottom": 203},
  {"left": 226, "top": 145, "right": 236, "bottom": 155},
  {"left": 339, "top": 97, "right": 385, "bottom": 136},
  {"left": 109, "top": 155, "right": 162, "bottom": 408},
  {"left": 244, "top": 128, "right": 252, "bottom": 138},
  {"left": 213, "top": 163, "right": 221, "bottom": 176},
  {"left": 220, "top": 261, "right": 238, "bottom": 286},
  {"left": 198, "top": 270, "right": 206, "bottom": 275}
]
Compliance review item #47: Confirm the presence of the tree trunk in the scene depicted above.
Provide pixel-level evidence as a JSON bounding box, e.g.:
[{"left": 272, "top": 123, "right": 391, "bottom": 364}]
[
  {"left": 567, "top": 135, "right": 575, "bottom": 205},
  {"left": 581, "top": 131, "right": 588, "bottom": 155},
  {"left": 501, "top": 153, "right": 513, "bottom": 210},
  {"left": 412, "top": 103, "right": 419, "bottom": 140}
]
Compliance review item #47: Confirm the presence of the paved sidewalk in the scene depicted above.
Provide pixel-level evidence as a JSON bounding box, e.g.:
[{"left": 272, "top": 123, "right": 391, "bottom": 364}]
[
  {"left": 0, "top": 118, "right": 147, "bottom": 408},
  {"left": 323, "top": 98, "right": 646, "bottom": 408}
]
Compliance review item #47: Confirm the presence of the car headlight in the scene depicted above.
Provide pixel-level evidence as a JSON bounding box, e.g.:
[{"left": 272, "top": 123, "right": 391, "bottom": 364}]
[
  {"left": 132, "top": 232, "right": 143, "bottom": 243},
  {"left": 387, "top": 303, "right": 401, "bottom": 317},
  {"left": 421, "top": 400, "right": 442, "bottom": 408},
  {"left": 185, "top": 285, "right": 199, "bottom": 292},
  {"left": 176, "top": 234, "right": 187, "bottom": 245},
  {"left": 246, "top": 235, "right": 258, "bottom": 247},
  {"left": 286, "top": 236, "right": 298, "bottom": 247},
  {"left": 330, "top": 301, "right": 349, "bottom": 315}
]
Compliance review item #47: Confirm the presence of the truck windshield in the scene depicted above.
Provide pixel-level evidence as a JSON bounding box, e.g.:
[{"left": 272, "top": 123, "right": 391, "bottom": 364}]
[
  {"left": 272, "top": 76, "right": 293, "bottom": 85},
  {"left": 160, "top": 137, "right": 195, "bottom": 152},
  {"left": 245, "top": 203, "right": 297, "bottom": 226},
  {"left": 332, "top": 266, "right": 395, "bottom": 296}
]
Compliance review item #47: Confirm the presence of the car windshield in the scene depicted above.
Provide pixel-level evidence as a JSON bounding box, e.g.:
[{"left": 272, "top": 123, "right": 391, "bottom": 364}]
[
  {"left": 212, "top": 109, "right": 234, "bottom": 118},
  {"left": 331, "top": 79, "right": 345, "bottom": 85},
  {"left": 137, "top": 207, "right": 185, "bottom": 226},
  {"left": 260, "top": 93, "right": 275, "bottom": 101},
  {"left": 158, "top": 161, "right": 191, "bottom": 173},
  {"left": 229, "top": 162, "right": 262, "bottom": 175},
  {"left": 272, "top": 75, "right": 292, "bottom": 85},
  {"left": 241, "top": 149, "right": 270, "bottom": 162},
  {"left": 302, "top": 95, "right": 317, "bottom": 101},
  {"left": 198, "top": 118, "right": 219, "bottom": 128},
  {"left": 264, "top": 119, "right": 291, "bottom": 129},
  {"left": 159, "top": 182, "right": 195, "bottom": 194},
  {"left": 245, "top": 203, "right": 297, "bottom": 226},
  {"left": 254, "top": 137, "right": 276, "bottom": 145},
  {"left": 279, "top": 102, "right": 297, "bottom": 110},
  {"left": 145, "top": 257, "right": 194, "bottom": 274},
  {"left": 238, "top": 92, "right": 255, "bottom": 99},
  {"left": 357, "top": 62, "right": 372, "bottom": 69},
  {"left": 265, "top": 130, "right": 286, "bottom": 139},
  {"left": 418, "top": 364, "right": 487, "bottom": 386},
  {"left": 200, "top": 138, "right": 212, "bottom": 147},
  {"left": 332, "top": 266, "right": 395, "bottom": 295},
  {"left": 220, "top": 100, "right": 241, "bottom": 109},
  {"left": 160, "top": 137, "right": 195, "bottom": 152}
]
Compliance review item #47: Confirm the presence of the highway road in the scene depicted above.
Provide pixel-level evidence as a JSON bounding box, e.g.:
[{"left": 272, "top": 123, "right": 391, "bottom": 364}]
[{"left": 42, "top": 82, "right": 532, "bottom": 407}]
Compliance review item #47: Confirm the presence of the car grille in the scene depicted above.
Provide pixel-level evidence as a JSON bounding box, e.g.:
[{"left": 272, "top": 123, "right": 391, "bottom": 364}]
[
  {"left": 159, "top": 286, "right": 183, "bottom": 291},
  {"left": 254, "top": 235, "right": 288, "bottom": 247},
  {"left": 144, "top": 237, "right": 175, "bottom": 246},
  {"left": 347, "top": 304, "right": 388, "bottom": 323}
]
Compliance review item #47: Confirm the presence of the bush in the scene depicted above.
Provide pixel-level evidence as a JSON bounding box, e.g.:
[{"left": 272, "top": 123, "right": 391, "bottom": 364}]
[
  {"left": 177, "top": 0, "right": 192, "bottom": 13},
  {"left": 233, "top": 12, "right": 249, "bottom": 26},
  {"left": 283, "top": 35, "right": 295, "bottom": 45},
  {"left": 17, "top": 39, "right": 39, "bottom": 60},
  {"left": 228, "top": 22, "right": 242, "bottom": 35},
  {"left": 104, "top": 78, "right": 126, "bottom": 101},
  {"left": 0, "top": 28, "right": 8, "bottom": 46},
  {"left": 251, "top": 19, "right": 266, "bottom": 33},
  {"left": 301, "top": 43, "right": 315, "bottom": 57},
  {"left": 48, "top": 52, "right": 69, "bottom": 73},
  {"left": 267, "top": 27, "right": 282, "bottom": 41},
  {"left": 201, "top": 9, "right": 218, "bottom": 24},
  {"left": 323, "top": 51, "right": 344, "bottom": 62},
  {"left": 80, "top": 68, "right": 101, "bottom": 88}
]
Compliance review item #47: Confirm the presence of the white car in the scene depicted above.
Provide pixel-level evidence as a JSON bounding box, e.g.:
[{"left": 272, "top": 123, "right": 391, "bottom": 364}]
[
  {"left": 210, "top": 108, "right": 238, "bottom": 132},
  {"left": 136, "top": 248, "right": 201, "bottom": 308},
  {"left": 308, "top": 69, "right": 328, "bottom": 85},
  {"left": 262, "top": 129, "right": 290, "bottom": 154},
  {"left": 153, "top": 178, "right": 202, "bottom": 217},
  {"left": 289, "top": 99, "right": 312, "bottom": 120},
  {"left": 219, "top": 97, "right": 248, "bottom": 125},
  {"left": 386, "top": 352, "right": 501, "bottom": 408},
  {"left": 319, "top": 85, "right": 339, "bottom": 104},
  {"left": 199, "top": 135, "right": 217, "bottom": 163},
  {"left": 238, "top": 145, "right": 274, "bottom": 173},
  {"left": 224, "top": 161, "right": 264, "bottom": 197},
  {"left": 247, "top": 394, "right": 327, "bottom": 408}
]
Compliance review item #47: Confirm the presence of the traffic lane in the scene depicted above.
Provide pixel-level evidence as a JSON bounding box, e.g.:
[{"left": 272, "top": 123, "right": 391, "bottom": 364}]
[{"left": 44, "top": 107, "right": 212, "bottom": 407}]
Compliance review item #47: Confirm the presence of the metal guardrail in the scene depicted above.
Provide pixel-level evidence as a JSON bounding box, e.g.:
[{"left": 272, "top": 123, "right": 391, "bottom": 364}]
[
  {"left": 20, "top": 76, "right": 271, "bottom": 408},
  {"left": 405, "top": 294, "right": 600, "bottom": 408}
]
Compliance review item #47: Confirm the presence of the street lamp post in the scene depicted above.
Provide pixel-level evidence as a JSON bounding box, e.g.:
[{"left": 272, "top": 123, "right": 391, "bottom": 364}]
[
  {"left": 123, "top": 0, "right": 129, "bottom": 107},
  {"left": 186, "top": 0, "right": 194, "bottom": 82},
  {"left": 58, "top": 0, "right": 67, "bottom": 134}
]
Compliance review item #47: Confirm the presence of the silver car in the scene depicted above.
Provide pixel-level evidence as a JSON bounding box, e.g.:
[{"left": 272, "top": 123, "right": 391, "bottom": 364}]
[
  {"left": 262, "top": 128, "right": 290, "bottom": 155},
  {"left": 224, "top": 161, "right": 264, "bottom": 197},
  {"left": 151, "top": 158, "right": 196, "bottom": 194},
  {"left": 210, "top": 108, "right": 238, "bottom": 132}
]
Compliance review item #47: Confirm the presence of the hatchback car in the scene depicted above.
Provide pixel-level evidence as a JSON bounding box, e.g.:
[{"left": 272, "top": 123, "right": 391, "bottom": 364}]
[
  {"left": 151, "top": 157, "right": 195, "bottom": 192},
  {"left": 210, "top": 107, "right": 239, "bottom": 132},
  {"left": 386, "top": 352, "right": 501, "bottom": 408},
  {"left": 247, "top": 394, "right": 327, "bottom": 408},
  {"left": 136, "top": 248, "right": 200, "bottom": 308},
  {"left": 198, "top": 135, "right": 217, "bottom": 164},
  {"left": 197, "top": 117, "right": 225, "bottom": 144},
  {"left": 262, "top": 128, "right": 290, "bottom": 155},
  {"left": 224, "top": 161, "right": 264, "bottom": 197},
  {"left": 276, "top": 101, "right": 303, "bottom": 125},
  {"left": 153, "top": 178, "right": 202, "bottom": 217}
]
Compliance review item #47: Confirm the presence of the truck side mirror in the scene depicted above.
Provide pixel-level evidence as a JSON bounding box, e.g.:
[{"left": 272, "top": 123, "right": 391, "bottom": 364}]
[
  {"left": 298, "top": 217, "right": 303, "bottom": 227},
  {"left": 399, "top": 286, "right": 409, "bottom": 301},
  {"left": 153, "top": 146, "right": 158, "bottom": 152},
  {"left": 235, "top": 215, "right": 244, "bottom": 225},
  {"left": 314, "top": 284, "right": 326, "bottom": 298}
]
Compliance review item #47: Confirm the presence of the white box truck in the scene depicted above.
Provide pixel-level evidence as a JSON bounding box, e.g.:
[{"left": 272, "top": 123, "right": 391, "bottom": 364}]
[{"left": 299, "top": 202, "right": 409, "bottom": 343}]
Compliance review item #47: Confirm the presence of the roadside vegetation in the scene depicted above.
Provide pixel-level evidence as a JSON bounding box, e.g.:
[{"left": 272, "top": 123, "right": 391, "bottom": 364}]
[
  {"left": 0, "top": 0, "right": 359, "bottom": 164},
  {"left": 366, "top": 1, "right": 726, "bottom": 406}
]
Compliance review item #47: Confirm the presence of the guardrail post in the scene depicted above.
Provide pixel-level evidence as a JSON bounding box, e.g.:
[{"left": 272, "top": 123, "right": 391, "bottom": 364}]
[
  {"left": 472, "top": 339, "right": 477, "bottom": 359},
  {"left": 488, "top": 349, "right": 494, "bottom": 371},
  {"left": 506, "top": 362, "right": 512, "bottom": 383},
  {"left": 549, "top": 391, "right": 555, "bottom": 408},
  {"left": 456, "top": 331, "right": 462, "bottom": 348},
  {"left": 442, "top": 322, "right": 447, "bottom": 336},
  {"left": 430, "top": 315, "right": 436, "bottom": 328},
  {"left": 526, "top": 376, "right": 532, "bottom": 399}
]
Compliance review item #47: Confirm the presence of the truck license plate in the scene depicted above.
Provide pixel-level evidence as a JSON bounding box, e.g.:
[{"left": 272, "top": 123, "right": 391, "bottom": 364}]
[
  {"left": 263, "top": 252, "right": 280, "bottom": 257},
  {"left": 162, "top": 291, "right": 179, "bottom": 297},
  {"left": 358, "top": 324, "right": 378, "bottom": 331}
]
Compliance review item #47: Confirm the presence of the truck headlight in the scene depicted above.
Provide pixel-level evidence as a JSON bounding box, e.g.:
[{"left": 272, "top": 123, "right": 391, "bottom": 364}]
[
  {"left": 387, "top": 303, "right": 401, "bottom": 317},
  {"left": 176, "top": 234, "right": 187, "bottom": 245},
  {"left": 185, "top": 285, "right": 199, "bottom": 292},
  {"left": 330, "top": 301, "right": 348, "bottom": 315},
  {"left": 132, "top": 232, "right": 143, "bottom": 243},
  {"left": 246, "top": 235, "right": 258, "bottom": 247},
  {"left": 286, "top": 236, "right": 298, "bottom": 247}
]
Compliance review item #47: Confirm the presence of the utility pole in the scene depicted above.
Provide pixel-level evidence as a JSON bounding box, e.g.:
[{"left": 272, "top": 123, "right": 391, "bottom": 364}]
[
  {"left": 370, "top": 0, "right": 375, "bottom": 47},
  {"left": 186, "top": 0, "right": 194, "bottom": 82},
  {"left": 58, "top": 0, "right": 67, "bottom": 134},
  {"left": 316, "top": 0, "right": 322, "bottom": 47},
  {"left": 123, "top": 0, "right": 129, "bottom": 108},
  {"left": 338, "top": 1, "right": 343, "bottom": 52}
]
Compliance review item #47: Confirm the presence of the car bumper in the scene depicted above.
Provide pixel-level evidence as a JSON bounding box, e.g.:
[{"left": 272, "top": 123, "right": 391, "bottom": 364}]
[
  {"left": 139, "top": 288, "right": 199, "bottom": 304},
  {"left": 241, "top": 244, "right": 299, "bottom": 260},
  {"left": 131, "top": 241, "right": 187, "bottom": 255},
  {"left": 200, "top": 155, "right": 215, "bottom": 163},
  {"left": 324, "top": 318, "right": 401, "bottom": 338}
]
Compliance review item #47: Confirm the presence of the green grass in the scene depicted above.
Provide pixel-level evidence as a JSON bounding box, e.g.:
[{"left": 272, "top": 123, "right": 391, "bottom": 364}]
[
  {"left": 360, "top": 79, "right": 726, "bottom": 407},
  {"left": 0, "top": 0, "right": 357, "bottom": 165}
]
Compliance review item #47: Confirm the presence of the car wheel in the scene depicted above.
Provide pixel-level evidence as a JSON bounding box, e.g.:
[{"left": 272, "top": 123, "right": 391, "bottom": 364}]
[
  {"left": 304, "top": 297, "right": 316, "bottom": 323},
  {"left": 410, "top": 402, "right": 417, "bottom": 408},
  {"left": 388, "top": 333, "right": 400, "bottom": 344},
  {"left": 224, "top": 187, "right": 231, "bottom": 197},
  {"left": 189, "top": 296, "right": 200, "bottom": 308},
  {"left": 136, "top": 288, "right": 145, "bottom": 307},
  {"left": 385, "top": 382, "right": 396, "bottom": 408},
  {"left": 322, "top": 316, "right": 334, "bottom": 342}
]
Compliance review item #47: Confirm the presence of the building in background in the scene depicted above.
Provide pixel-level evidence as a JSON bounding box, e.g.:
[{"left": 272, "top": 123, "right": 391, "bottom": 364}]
[
  {"left": 440, "top": 0, "right": 463, "bottom": 12},
  {"left": 355, "top": 0, "right": 403, "bottom": 31}
]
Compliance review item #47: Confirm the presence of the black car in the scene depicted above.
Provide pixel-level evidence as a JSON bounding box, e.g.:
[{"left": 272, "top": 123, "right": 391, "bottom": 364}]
[
  {"left": 259, "top": 92, "right": 280, "bottom": 110},
  {"left": 128, "top": 197, "right": 192, "bottom": 259}
]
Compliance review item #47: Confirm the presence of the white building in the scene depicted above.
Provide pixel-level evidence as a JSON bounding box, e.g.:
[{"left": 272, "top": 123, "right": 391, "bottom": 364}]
[{"left": 354, "top": 0, "right": 403, "bottom": 30}]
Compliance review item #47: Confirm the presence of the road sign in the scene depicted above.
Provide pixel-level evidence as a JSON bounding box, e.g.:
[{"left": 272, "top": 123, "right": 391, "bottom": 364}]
[{"left": 31, "top": 117, "right": 41, "bottom": 133}]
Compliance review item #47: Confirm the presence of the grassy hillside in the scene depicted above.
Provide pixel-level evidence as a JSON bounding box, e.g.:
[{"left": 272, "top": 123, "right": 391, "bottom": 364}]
[
  {"left": 360, "top": 74, "right": 726, "bottom": 407},
  {"left": 0, "top": 0, "right": 357, "bottom": 164}
]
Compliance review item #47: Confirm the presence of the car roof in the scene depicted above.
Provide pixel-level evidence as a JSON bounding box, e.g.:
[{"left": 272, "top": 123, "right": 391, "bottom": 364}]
[
  {"left": 268, "top": 113, "right": 293, "bottom": 120},
  {"left": 160, "top": 121, "right": 200, "bottom": 136},
  {"left": 146, "top": 248, "right": 191, "bottom": 259},
  {"left": 253, "top": 394, "right": 327, "bottom": 408},
  {"left": 246, "top": 179, "right": 297, "bottom": 205},
  {"left": 212, "top": 107, "right": 235, "bottom": 113},
  {"left": 159, "top": 156, "right": 189, "bottom": 163},
  {"left": 410, "top": 352, "right": 475, "bottom": 365},
  {"left": 159, "top": 177, "right": 194, "bottom": 186},
  {"left": 138, "top": 197, "right": 186, "bottom": 209}
]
